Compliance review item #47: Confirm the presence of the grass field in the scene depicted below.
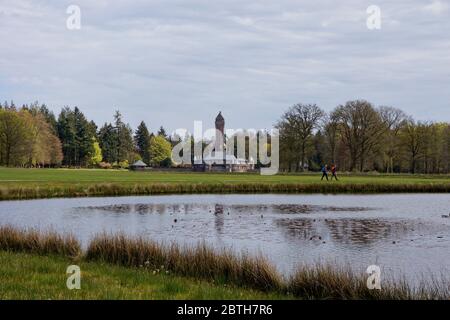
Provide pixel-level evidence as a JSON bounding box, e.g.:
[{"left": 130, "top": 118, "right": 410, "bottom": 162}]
[
  {"left": 0, "top": 167, "right": 450, "bottom": 200},
  {"left": 0, "top": 251, "right": 286, "bottom": 300}
]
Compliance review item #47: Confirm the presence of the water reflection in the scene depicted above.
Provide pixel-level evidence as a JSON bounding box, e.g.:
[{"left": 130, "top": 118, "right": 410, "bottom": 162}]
[
  {"left": 75, "top": 203, "right": 373, "bottom": 215},
  {"left": 277, "top": 218, "right": 417, "bottom": 246},
  {"left": 214, "top": 204, "right": 224, "bottom": 234},
  {"left": 4, "top": 194, "right": 449, "bottom": 283}
]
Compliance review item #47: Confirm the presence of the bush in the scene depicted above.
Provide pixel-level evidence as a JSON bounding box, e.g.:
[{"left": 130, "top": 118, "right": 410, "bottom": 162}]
[
  {"left": 98, "top": 162, "right": 112, "bottom": 169},
  {"left": 118, "top": 160, "right": 129, "bottom": 169}
]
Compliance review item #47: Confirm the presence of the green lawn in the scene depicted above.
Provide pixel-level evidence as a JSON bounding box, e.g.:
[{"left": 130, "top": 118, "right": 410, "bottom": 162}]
[
  {"left": 1, "top": 167, "right": 449, "bottom": 185},
  {"left": 0, "top": 251, "right": 288, "bottom": 300},
  {"left": 0, "top": 167, "right": 449, "bottom": 200}
]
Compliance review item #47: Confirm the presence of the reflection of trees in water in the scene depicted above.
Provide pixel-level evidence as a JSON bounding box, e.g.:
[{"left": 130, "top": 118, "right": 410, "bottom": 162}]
[
  {"left": 275, "top": 219, "right": 315, "bottom": 240},
  {"left": 324, "top": 219, "right": 406, "bottom": 246},
  {"left": 214, "top": 204, "right": 224, "bottom": 234},
  {"left": 230, "top": 204, "right": 371, "bottom": 214},
  {"left": 276, "top": 218, "right": 418, "bottom": 246},
  {"left": 77, "top": 203, "right": 212, "bottom": 214},
  {"left": 78, "top": 203, "right": 371, "bottom": 216}
]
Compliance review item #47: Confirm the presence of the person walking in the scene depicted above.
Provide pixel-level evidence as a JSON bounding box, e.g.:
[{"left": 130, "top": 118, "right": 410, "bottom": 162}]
[
  {"left": 321, "top": 164, "right": 329, "bottom": 181},
  {"left": 331, "top": 164, "right": 338, "bottom": 181}
]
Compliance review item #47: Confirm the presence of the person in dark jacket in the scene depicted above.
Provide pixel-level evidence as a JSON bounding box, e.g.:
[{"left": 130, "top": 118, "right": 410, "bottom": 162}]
[
  {"left": 321, "top": 165, "right": 329, "bottom": 181},
  {"left": 331, "top": 164, "right": 338, "bottom": 181}
]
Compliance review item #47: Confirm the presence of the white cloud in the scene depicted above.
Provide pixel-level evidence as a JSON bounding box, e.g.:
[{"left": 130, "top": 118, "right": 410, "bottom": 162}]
[{"left": 423, "top": 0, "right": 449, "bottom": 15}]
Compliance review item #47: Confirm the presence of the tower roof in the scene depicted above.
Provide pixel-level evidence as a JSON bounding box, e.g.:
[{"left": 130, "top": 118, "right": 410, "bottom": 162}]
[{"left": 215, "top": 111, "right": 224, "bottom": 121}]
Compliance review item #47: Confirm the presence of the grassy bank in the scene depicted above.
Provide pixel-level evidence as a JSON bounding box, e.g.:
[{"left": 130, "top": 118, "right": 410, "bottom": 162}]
[
  {"left": 0, "top": 226, "right": 448, "bottom": 300},
  {"left": 0, "top": 251, "right": 285, "bottom": 299},
  {"left": 1, "top": 168, "right": 450, "bottom": 200}
]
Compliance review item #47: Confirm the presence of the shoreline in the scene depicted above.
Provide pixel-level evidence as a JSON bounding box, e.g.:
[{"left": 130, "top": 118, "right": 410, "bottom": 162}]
[
  {"left": 2, "top": 182, "right": 450, "bottom": 201},
  {"left": 0, "top": 226, "right": 448, "bottom": 300}
]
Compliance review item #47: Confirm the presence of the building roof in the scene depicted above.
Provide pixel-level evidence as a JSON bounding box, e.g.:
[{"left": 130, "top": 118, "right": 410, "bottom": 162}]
[
  {"left": 215, "top": 111, "right": 224, "bottom": 121},
  {"left": 202, "top": 154, "right": 252, "bottom": 165},
  {"left": 131, "top": 160, "right": 147, "bottom": 167}
]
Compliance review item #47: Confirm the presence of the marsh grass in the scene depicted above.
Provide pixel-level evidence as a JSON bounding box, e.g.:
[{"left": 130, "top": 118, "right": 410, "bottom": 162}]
[
  {"left": 85, "top": 233, "right": 283, "bottom": 292},
  {"left": 85, "top": 233, "right": 449, "bottom": 299},
  {"left": 1, "top": 182, "right": 450, "bottom": 201},
  {"left": 0, "top": 225, "right": 81, "bottom": 258},
  {"left": 0, "top": 226, "right": 449, "bottom": 299},
  {"left": 288, "top": 263, "right": 450, "bottom": 300}
]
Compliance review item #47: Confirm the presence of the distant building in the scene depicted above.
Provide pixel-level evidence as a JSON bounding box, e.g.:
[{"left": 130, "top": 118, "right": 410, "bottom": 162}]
[
  {"left": 130, "top": 160, "right": 147, "bottom": 171},
  {"left": 193, "top": 112, "right": 255, "bottom": 173}
]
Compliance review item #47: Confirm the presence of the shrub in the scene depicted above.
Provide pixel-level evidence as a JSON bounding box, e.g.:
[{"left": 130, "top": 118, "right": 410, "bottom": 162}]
[{"left": 98, "top": 162, "right": 112, "bottom": 169}]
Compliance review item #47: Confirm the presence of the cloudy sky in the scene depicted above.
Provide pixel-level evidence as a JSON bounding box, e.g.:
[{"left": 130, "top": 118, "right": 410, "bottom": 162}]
[{"left": 0, "top": 0, "right": 449, "bottom": 132}]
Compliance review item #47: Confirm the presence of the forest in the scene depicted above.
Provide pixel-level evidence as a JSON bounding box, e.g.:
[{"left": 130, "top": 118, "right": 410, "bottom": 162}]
[{"left": 0, "top": 100, "right": 449, "bottom": 173}]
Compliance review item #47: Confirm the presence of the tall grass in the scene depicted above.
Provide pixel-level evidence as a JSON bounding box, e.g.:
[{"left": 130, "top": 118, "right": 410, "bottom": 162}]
[
  {"left": 0, "top": 225, "right": 81, "bottom": 258},
  {"left": 1, "top": 182, "right": 450, "bottom": 200},
  {"left": 0, "top": 226, "right": 448, "bottom": 299},
  {"left": 85, "top": 233, "right": 282, "bottom": 292},
  {"left": 288, "top": 264, "right": 449, "bottom": 300}
]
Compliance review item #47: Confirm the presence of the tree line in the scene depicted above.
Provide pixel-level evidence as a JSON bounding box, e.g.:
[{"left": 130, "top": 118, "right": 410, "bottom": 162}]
[
  {"left": 1, "top": 99, "right": 449, "bottom": 173},
  {"left": 0, "top": 101, "right": 172, "bottom": 168},
  {"left": 276, "top": 100, "right": 450, "bottom": 173}
]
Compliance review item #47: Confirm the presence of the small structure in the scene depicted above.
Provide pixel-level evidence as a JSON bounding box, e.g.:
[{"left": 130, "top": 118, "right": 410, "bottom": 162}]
[{"left": 130, "top": 160, "right": 147, "bottom": 171}]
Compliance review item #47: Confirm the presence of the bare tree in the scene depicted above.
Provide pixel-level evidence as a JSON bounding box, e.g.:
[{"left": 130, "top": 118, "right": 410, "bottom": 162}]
[
  {"left": 332, "top": 100, "right": 385, "bottom": 171},
  {"left": 323, "top": 113, "right": 339, "bottom": 165},
  {"left": 379, "top": 106, "right": 407, "bottom": 173},
  {"left": 401, "top": 118, "right": 427, "bottom": 174},
  {"left": 276, "top": 104, "right": 325, "bottom": 171}
]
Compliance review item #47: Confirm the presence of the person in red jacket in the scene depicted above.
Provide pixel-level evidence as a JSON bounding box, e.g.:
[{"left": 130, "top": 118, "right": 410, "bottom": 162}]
[{"left": 330, "top": 164, "right": 339, "bottom": 181}]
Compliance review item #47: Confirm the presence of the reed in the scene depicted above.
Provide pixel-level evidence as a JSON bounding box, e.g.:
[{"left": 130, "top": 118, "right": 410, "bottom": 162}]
[
  {"left": 0, "top": 226, "right": 448, "bottom": 299},
  {"left": 85, "top": 233, "right": 283, "bottom": 292},
  {"left": 0, "top": 225, "right": 81, "bottom": 258},
  {"left": 288, "top": 263, "right": 450, "bottom": 300},
  {"left": 1, "top": 182, "right": 450, "bottom": 201}
]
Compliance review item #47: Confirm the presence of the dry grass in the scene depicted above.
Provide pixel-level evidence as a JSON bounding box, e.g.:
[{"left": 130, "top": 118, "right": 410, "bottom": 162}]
[
  {"left": 0, "top": 226, "right": 448, "bottom": 299},
  {"left": 0, "top": 225, "right": 81, "bottom": 258},
  {"left": 288, "top": 264, "right": 449, "bottom": 300},
  {"left": 1, "top": 182, "right": 450, "bottom": 201},
  {"left": 85, "top": 233, "right": 282, "bottom": 292}
]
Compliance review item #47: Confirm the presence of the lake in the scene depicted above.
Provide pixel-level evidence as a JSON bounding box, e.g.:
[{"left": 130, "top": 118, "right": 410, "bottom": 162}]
[{"left": 0, "top": 194, "right": 449, "bottom": 284}]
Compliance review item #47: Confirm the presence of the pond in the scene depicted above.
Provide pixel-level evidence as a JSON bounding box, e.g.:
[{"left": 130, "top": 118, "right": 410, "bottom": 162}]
[{"left": 0, "top": 194, "right": 449, "bottom": 284}]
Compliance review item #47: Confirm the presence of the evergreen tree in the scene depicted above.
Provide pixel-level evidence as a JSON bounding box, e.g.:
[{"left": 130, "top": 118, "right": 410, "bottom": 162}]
[
  {"left": 134, "top": 121, "right": 151, "bottom": 164},
  {"left": 98, "top": 123, "right": 117, "bottom": 164},
  {"left": 57, "top": 107, "right": 76, "bottom": 166},
  {"left": 57, "top": 107, "right": 96, "bottom": 166},
  {"left": 157, "top": 126, "right": 168, "bottom": 138},
  {"left": 114, "top": 110, "right": 134, "bottom": 163},
  {"left": 74, "top": 107, "right": 95, "bottom": 166}
]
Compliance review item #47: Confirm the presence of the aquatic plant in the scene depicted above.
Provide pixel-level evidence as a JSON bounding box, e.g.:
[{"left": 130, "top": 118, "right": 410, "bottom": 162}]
[
  {"left": 85, "top": 233, "right": 282, "bottom": 292},
  {"left": 0, "top": 226, "right": 448, "bottom": 299},
  {"left": 0, "top": 225, "right": 81, "bottom": 258},
  {"left": 1, "top": 181, "right": 450, "bottom": 201}
]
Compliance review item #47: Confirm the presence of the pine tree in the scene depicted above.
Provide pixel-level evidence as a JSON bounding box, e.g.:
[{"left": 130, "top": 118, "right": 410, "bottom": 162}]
[
  {"left": 57, "top": 107, "right": 76, "bottom": 166},
  {"left": 98, "top": 123, "right": 117, "bottom": 164},
  {"left": 134, "top": 121, "right": 151, "bottom": 164},
  {"left": 113, "top": 110, "right": 134, "bottom": 163},
  {"left": 57, "top": 107, "right": 96, "bottom": 166},
  {"left": 157, "top": 126, "right": 168, "bottom": 138}
]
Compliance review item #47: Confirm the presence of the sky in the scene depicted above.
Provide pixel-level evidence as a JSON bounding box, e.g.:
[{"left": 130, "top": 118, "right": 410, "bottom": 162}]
[{"left": 0, "top": 0, "right": 449, "bottom": 133}]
